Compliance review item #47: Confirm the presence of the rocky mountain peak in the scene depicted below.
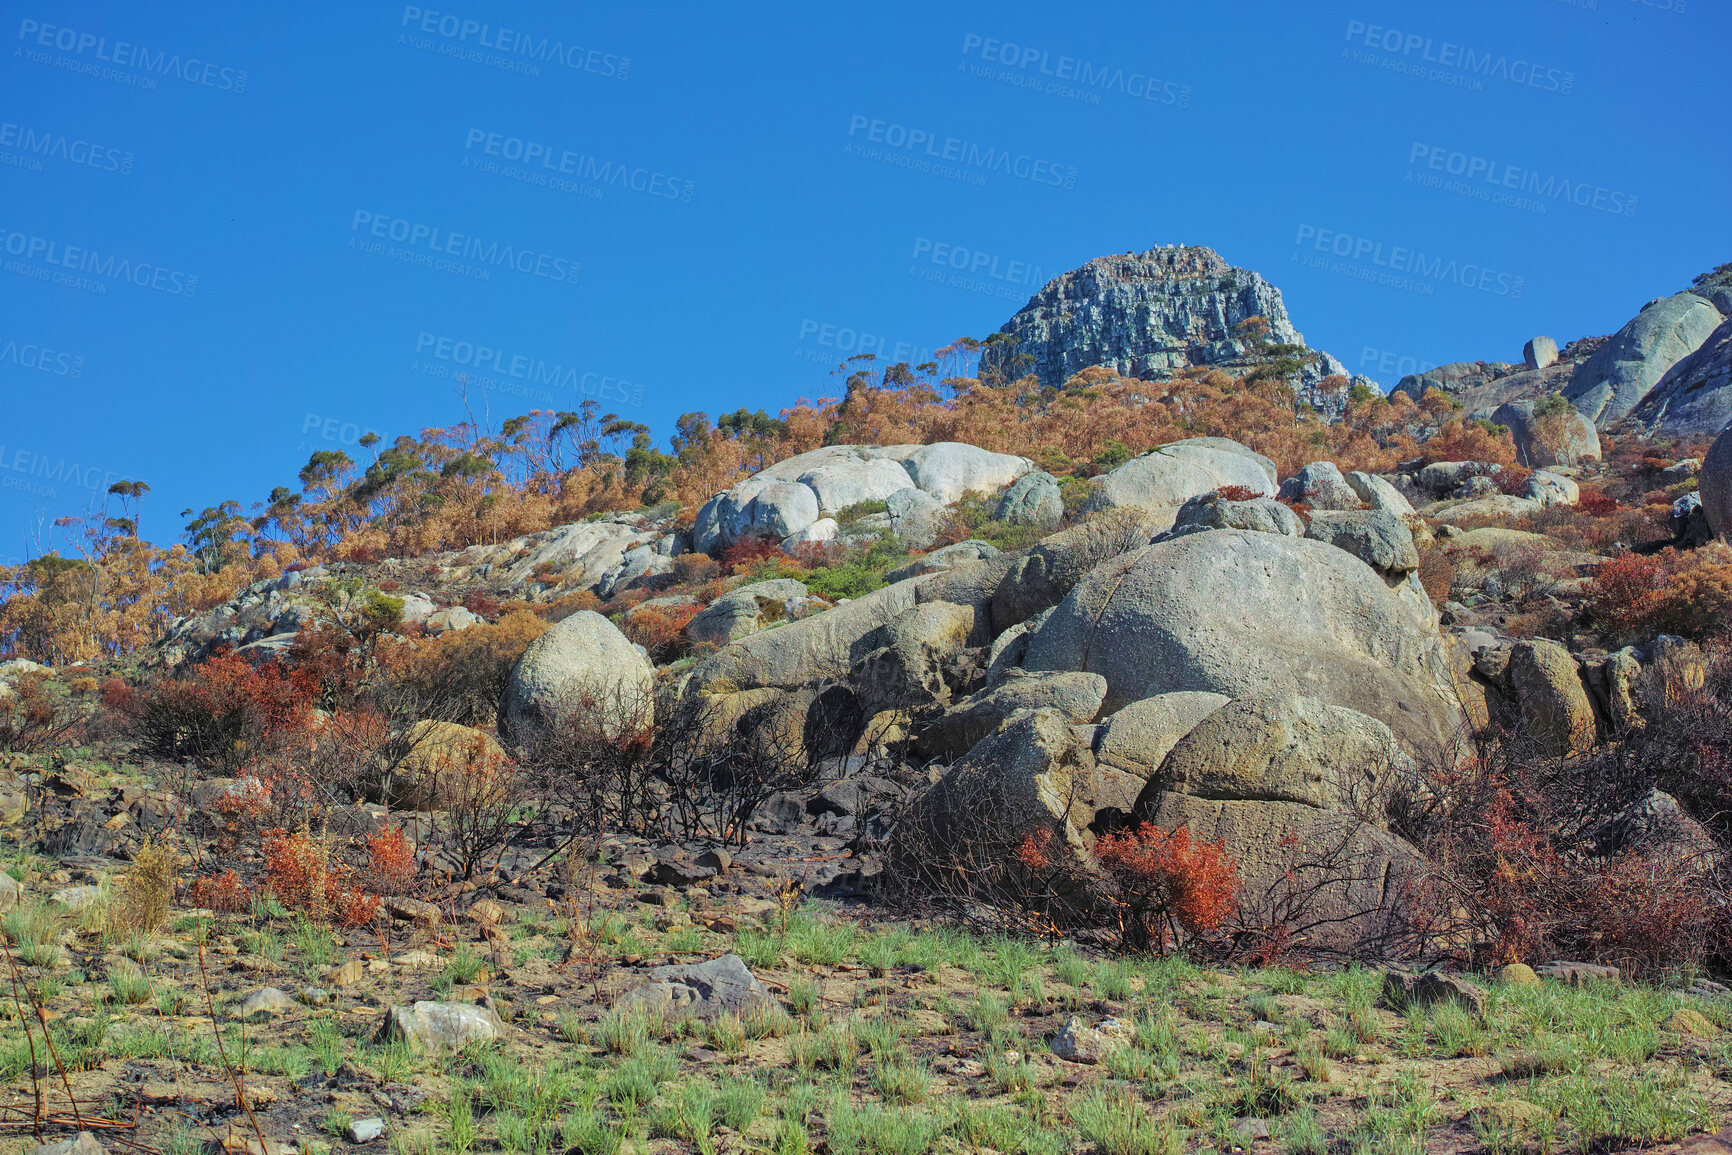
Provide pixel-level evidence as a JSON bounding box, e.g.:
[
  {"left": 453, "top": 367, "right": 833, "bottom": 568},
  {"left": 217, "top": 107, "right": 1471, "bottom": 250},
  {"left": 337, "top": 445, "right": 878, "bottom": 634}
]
[{"left": 979, "top": 244, "right": 1353, "bottom": 412}]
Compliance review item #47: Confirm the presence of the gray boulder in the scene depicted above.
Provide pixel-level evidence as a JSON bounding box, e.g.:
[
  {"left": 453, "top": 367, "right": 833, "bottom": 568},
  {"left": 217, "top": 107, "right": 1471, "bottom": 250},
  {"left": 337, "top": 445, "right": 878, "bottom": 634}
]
[
  {"left": 1524, "top": 336, "right": 1558, "bottom": 371},
  {"left": 1635, "top": 314, "right": 1732, "bottom": 438},
  {"left": 746, "top": 480, "right": 820, "bottom": 540},
  {"left": 1493, "top": 399, "right": 1602, "bottom": 468},
  {"left": 234, "top": 987, "right": 297, "bottom": 1020},
  {"left": 924, "top": 670, "right": 1107, "bottom": 757},
  {"left": 377, "top": 1001, "right": 506, "bottom": 1052},
  {"left": 1345, "top": 471, "right": 1415, "bottom": 515},
  {"left": 1672, "top": 491, "right": 1712, "bottom": 547},
  {"left": 1022, "top": 530, "right": 1461, "bottom": 757},
  {"left": 1172, "top": 491, "right": 1303, "bottom": 537},
  {"left": 1084, "top": 438, "right": 1275, "bottom": 520},
  {"left": 1144, "top": 695, "right": 1412, "bottom": 814},
  {"left": 1303, "top": 510, "right": 1419, "bottom": 579},
  {"left": 1707, "top": 426, "right": 1732, "bottom": 541},
  {"left": 885, "top": 487, "right": 949, "bottom": 548},
  {"left": 850, "top": 601, "right": 978, "bottom": 716},
  {"left": 990, "top": 509, "right": 1168, "bottom": 630},
  {"left": 886, "top": 540, "right": 1000, "bottom": 582},
  {"left": 686, "top": 579, "right": 811, "bottom": 648},
  {"left": 615, "top": 953, "right": 772, "bottom": 1022},
  {"left": 1564, "top": 292, "right": 1723, "bottom": 427},
  {"left": 1509, "top": 639, "right": 1596, "bottom": 756},
  {"left": 1523, "top": 471, "right": 1579, "bottom": 509},
  {"left": 1093, "top": 691, "right": 1230, "bottom": 779},
  {"left": 995, "top": 470, "right": 1064, "bottom": 527},
  {"left": 1415, "top": 461, "right": 1495, "bottom": 497},
  {"left": 1277, "top": 461, "right": 1362, "bottom": 510},
  {"left": 1590, "top": 789, "right": 1718, "bottom": 865},
  {"left": 500, "top": 610, "right": 655, "bottom": 745},
  {"left": 898, "top": 442, "right": 1031, "bottom": 503}
]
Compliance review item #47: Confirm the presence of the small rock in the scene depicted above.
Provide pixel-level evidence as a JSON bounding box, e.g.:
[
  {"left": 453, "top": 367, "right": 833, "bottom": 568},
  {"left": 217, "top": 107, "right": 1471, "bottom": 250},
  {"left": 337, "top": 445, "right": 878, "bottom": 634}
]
[
  {"left": 376, "top": 1001, "right": 506, "bottom": 1052},
  {"left": 1497, "top": 963, "right": 1540, "bottom": 988},
  {"left": 1382, "top": 970, "right": 1486, "bottom": 1015},
  {"left": 391, "top": 949, "right": 440, "bottom": 970},
  {"left": 1667, "top": 1008, "right": 1722, "bottom": 1038},
  {"left": 637, "top": 887, "right": 680, "bottom": 907},
  {"left": 1232, "top": 1118, "right": 1271, "bottom": 1142},
  {"left": 695, "top": 848, "right": 732, "bottom": 874},
  {"left": 347, "top": 1119, "right": 386, "bottom": 1144},
  {"left": 326, "top": 959, "right": 366, "bottom": 987},
  {"left": 0, "top": 870, "right": 22, "bottom": 910},
  {"left": 615, "top": 953, "right": 772, "bottom": 1022},
  {"left": 234, "top": 987, "right": 297, "bottom": 1020},
  {"left": 385, "top": 896, "right": 441, "bottom": 924},
  {"left": 50, "top": 884, "right": 103, "bottom": 912},
  {"left": 1049, "top": 1015, "right": 1135, "bottom": 1064},
  {"left": 26, "top": 1133, "right": 105, "bottom": 1155},
  {"left": 1534, "top": 961, "right": 1620, "bottom": 987},
  {"left": 654, "top": 910, "right": 691, "bottom": 931},
  {"left": 299, "top": 987, "right": 329, "bottom": 1007}
]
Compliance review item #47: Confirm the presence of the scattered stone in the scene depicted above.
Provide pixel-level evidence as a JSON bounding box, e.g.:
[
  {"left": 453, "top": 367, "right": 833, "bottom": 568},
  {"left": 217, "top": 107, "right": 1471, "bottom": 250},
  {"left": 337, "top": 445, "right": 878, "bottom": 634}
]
[
  {"left": 615, "top": 953, "right": 773, "bottom": 1022},
  {"left": 391, "top": 949, "right": 441, "bottom": 970},
  {"left": 0, "top": 870, "right": 22, "bottom": 910},
  {"left": 298, "top": 987, "right": 330, "bottom": 1006},
  {"left": 1232, "top": 1118, "right": 1272, "bottom": 1142},
  {"left": 49, "top": 884, "right": 102, "bottom": 912},
  {"left": 1050, "top": 1015, "right": 1136, "bottom": 1064},
  {"left": 1534, "top": 961, "right": 1620, "bottom": 986},
  {"left": 347, "top": 1119, "right": 386, "bottom": 1144},
  {"left": 25, "top": 1133, "right": 105, "bottom": 1155},
  {"left": 385, "top": 896, "right": 441, "bottom": 924},
  {"left": 234, "top": 987, "right": 297, "bottom": 1019},
  {"left": 376, "top": 1001, "right": 506, "bottom": 1052},
  {"left": 1382, "top": 970, "right": 1486, "bottom": 1015},
  {"left": 1524, "top": 336, "right": 1558, "bottom": 370},
  {"left": 326, "top": 959, "right": 365, "bottom": 986}
]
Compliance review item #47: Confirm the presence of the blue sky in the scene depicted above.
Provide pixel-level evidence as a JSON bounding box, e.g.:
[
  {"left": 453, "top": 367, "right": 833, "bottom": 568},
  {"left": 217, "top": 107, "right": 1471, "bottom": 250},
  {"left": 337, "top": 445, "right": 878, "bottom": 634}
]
[{"left": 1, "top": 0, "right": 1727, "bottom": 553}]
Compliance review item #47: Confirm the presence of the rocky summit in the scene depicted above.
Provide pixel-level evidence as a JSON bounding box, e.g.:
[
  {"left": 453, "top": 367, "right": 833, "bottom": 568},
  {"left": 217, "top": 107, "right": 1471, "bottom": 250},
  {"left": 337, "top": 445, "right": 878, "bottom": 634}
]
[{"left": 978, "top": 245, "right": 1359, "bottom": 415}]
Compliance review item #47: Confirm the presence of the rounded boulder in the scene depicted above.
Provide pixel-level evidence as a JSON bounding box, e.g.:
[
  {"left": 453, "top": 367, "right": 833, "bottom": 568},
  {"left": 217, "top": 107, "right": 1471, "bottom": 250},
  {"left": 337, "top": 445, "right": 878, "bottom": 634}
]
[{"left": 500, "top": 610, "right": 655, "bottom": 746}]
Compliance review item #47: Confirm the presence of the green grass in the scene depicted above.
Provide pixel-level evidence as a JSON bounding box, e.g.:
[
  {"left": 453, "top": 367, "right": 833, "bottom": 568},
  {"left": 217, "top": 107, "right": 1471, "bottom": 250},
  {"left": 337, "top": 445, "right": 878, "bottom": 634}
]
[
  {"left": 1071, "top": 1088, "right": 1185, "bottom": 1155},
  {"left": 106, "top": 966, "right": 152, "bottom": 1005},
  {"left": 2, "top": 899, "right": 64, "bottom": 967}
]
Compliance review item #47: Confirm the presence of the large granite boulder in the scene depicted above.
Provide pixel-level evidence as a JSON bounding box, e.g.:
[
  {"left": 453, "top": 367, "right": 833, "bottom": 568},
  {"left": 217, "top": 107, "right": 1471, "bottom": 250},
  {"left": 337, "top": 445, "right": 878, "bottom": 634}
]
[
  {"left": 1084, "top": 438, "right": 1276, "bottom": 520},
  {"left": 899, "top": 442, "right": 1031, "bottom": 503},
  {"left": 923, "top": 670, "right": 1108, "bottom": 758},
  {"left": 990, "top": 510, "right": 1168, "bottom": 630},
  {"left": 1705, "top": 426, "right": 1732, "bottom": 541},
  {"left": 1632, "top": 314, "right": 1732, "bottom": 438},
  {"left": 1493, "top": 399, "right": 1602, "bottom": 468},
  {"left": 1509, "top": 639, "right": 1597, "bottom": 756},
  {"left": 1145, "top": 695, "right": 1411, "bottom": 815},
  {"left": 850, "top": 601, "right": 978, "bottom": 716},
  {"left": 1092, "top": 691, "right": 1230, "bottom": 780},
  {"left": 1021, "top": 530, "right": 1461, "bottom": 758},
  {"left": 1277, "top": 462, "right": 1362, "bottom": 510},
  {"left": 499, "top": 610, "right": 655, "bottom": 745},
  {"left": 1171, "top": 491, "right": 1303, "bottom": 537},
  {"left": 1564, "top": 292, "right": 1723, "bottom": 427},
  {"left": 1303, "top": 510, "right": 1419, "bottom": 580},
  {"left": 1345, "top": 471, "right": 1415, "bottom": 515},
  {"left": 388, "top": 721, "right": 511, "bottom": 810},
  {"left": 995, "top": 470, "right": 1064, "bottom": 527},
  {"left": 686, "top": 579, "right": 812, "bottom": 648},
  {"left": 377, "top": 1002, "right": 506, "bottom": 1052},
  {"left": 885, "top": 487, "right": 949, "bottom": 547}
]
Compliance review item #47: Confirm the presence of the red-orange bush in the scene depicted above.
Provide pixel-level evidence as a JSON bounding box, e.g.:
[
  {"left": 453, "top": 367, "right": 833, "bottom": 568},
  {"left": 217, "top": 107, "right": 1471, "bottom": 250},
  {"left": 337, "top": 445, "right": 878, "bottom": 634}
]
[
  {"left": 1095, "top": 823, "right": 1238, "bottom": 954},
  {"left": 366, "top": 825, "right": 417, "bottom": 895},
  {"left": 120, "top": 649, "right": 313, "bottom": 771},
  {"left": 1578, "top": 488, "right": 1619, "bottom": 516},
  {"left": 1587, "top": 549, "right": 1732, "bottom": 640},
  {"left": 622, "top": 603, "right": 701, "bottom": 664},
  {"left": 1216, "top": 484, "right": 1261, "bottom": 502},
  {"left": 187, "top": 868, "right": 249, "bottom": 913},
  {"left": 260, "top": 829, "right": 380, "bottom": 927}
]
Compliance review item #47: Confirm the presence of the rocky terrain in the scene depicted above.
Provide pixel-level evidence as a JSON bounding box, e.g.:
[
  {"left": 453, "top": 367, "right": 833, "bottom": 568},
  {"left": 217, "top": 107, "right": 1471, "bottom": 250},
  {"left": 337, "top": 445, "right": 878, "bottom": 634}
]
[
  {"left": 5, "top": 249, "right": 1732, "bottom": 1155},
  {"left": 977, "top": 247, "right": 1368, "bottom": 419}
]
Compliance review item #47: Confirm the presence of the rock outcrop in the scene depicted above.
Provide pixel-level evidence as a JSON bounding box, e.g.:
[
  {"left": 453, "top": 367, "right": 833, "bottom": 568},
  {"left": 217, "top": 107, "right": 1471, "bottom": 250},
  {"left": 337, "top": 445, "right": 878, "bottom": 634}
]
[
  {"left": 978, "top": 246, "right": 1352, "bottom": 409},
  {"left": 1563, "top": 291, "right": 1722, "bottom": 427},
  {"left": 1084, "top": 438, "right": 1276, "bottom": 520},
  {"left": 1492, "top": 399, "right": 1602, "bottom": 468},
  {"left": 693, "top": 443, "right": 1031, "bottom": 553},
  {"left": 1021, "top": 529, "right": 1461, "bottom": 757},
  {"left": 1629, "top": 314, "right": 1732, "bottom": 438}
]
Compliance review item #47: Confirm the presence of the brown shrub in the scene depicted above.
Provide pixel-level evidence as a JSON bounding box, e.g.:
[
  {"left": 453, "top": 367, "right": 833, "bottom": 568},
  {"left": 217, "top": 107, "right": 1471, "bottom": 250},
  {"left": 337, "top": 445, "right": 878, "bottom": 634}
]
[
  {"left": 1420, "top": 419, "right": 1517, "bottom": 467},
  {"left": 113, "top": 837, "right": 175, "bottom": 935},
  {"left": 385, "top": 610, "right": 548, "bottom": 726},
  {"left": 622, "top": 603, "right": 701, "bottom": 664}
]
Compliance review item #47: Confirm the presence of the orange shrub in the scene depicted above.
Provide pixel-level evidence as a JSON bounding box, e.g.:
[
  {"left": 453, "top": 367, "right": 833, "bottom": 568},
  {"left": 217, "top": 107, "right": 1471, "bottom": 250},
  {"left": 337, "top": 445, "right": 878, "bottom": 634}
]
[
  {"left": 384, "top": 609, "right": 548, "bottom": 726},
  {"left": 1587, "top": 548, "right": 1732, "bottom": 641},
  {"left": 1094, "top": 823, "right": 1238, "bottom": 954},
  {"left": 120, "top": 649, "right": 314, "bottom": 771},
  {"left": 1216, "top": 485, "right": 1261, "bottom": 502},
  {"left": 188, "top": 869, "right": 249, "bottom": 913},
  {"left": 366, "top": 825, "right": 417, "bottom": 895},
  {"left": 261, "top": 829, "right": 380, "bottom": 927},
  {"left": 622, "top": 603, "right": 701, "bottom": 664},
  {"left": 1420, "top": 419, "right": 1517, "bottom": 467}
]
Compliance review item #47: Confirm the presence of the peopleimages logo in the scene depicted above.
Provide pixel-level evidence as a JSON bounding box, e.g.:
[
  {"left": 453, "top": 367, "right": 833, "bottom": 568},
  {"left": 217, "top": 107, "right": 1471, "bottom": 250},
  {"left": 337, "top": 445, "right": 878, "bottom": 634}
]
[
  {"left": 398, "top": 7, "right": 629, "bottom": 79},
  {"left": 0, "top": 445, "right": 129, "bottom": 495},
  {"left": 909, "top": 237, "right": 1045, "bottom": 303},
  {"left": 0, "top": 226, "right": 199, "bottom": 297},
  {"left": 15, "top": 18, "right": 249, "bottom": 93},
  {"left": 1342, "top": 20, "right": 1573, "bottom": 95},
  {"left": 959, "top": 34, "right": 1190, "bottom": 107},
  {"left": 0, "top": 337, "right": 84, "bottom": 378},
  {"left": 461, "top": 130, "right": 692, "bottom": 202},
  {"left": 845, "top": 115, "right": 1078, "bottom": 190},
  {"left": 1406, "top": 143, "right": 1637, "bottom": 218},
  {"left": 348, "top": 212, "right": 581, "bottom": 286},
  {"left": 413, "top": 332, "right": 645, "bottom": 406},
  {"left": 1294, "top": 225, "right": 1524, "bottom": 299},
  {"left": 0, "top": 121, "right": 133, "bottom": 175}
]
